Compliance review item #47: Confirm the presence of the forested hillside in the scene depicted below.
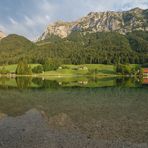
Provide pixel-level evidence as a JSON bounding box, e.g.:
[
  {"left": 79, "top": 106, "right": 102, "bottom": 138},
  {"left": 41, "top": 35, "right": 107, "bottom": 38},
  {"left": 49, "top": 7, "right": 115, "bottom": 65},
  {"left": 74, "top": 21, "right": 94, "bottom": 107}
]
[
  {"left": 0, "top": 34, "right": 36, "bottom": 64},
  {"left": 0, "top": 31, "right": 148, "bottom": 65}
]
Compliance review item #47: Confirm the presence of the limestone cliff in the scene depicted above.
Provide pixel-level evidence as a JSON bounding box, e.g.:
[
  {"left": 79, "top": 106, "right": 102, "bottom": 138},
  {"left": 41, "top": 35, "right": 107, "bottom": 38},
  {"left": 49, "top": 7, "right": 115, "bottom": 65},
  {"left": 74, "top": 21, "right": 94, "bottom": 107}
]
[{"left": 39, "top": 7, "right": 148, "bottom": 40}]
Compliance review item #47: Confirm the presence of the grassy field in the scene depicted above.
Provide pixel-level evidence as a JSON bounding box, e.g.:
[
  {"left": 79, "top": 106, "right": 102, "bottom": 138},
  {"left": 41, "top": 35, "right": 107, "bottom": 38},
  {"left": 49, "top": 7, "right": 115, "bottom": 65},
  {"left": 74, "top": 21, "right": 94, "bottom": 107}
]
[
  {"left": 0, "top": 64, "right": 138, "bottom": 76},
  {"left": 0, "top": 64, "right": 40, "bottom": 73},
  {"left": 39, "top": 64, "right": 116, "bottom": 76}
]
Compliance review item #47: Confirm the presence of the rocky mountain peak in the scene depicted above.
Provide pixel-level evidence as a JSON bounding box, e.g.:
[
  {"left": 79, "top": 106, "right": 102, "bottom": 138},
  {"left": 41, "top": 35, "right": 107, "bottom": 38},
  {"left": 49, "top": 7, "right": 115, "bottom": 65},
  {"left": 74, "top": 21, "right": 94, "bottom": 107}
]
[
  {"left": 39, "top": 20, "right": 76, "bottom": 40},
  {"left": 129, "top": 7, "right": 143, "bottom": 13},
  {"left": 38, "top": 7, "right": 148, "bottom": 41}
]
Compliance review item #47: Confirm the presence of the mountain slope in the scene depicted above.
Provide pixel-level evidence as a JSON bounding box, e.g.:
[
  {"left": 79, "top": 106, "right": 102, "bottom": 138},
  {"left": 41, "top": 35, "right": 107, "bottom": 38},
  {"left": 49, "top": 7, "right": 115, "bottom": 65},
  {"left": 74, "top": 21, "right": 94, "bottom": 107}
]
[
  {"left": 39, "top": 21, "right": 76, "bottom": 40},
  {"left": 0, "top": 34, "right": 34, "bottom": 49},
  {"left": 0, "top": 8, "right": 148, "bottom": 65},
  {"left": 39, "top": 7, "right": 148, "bottom": 40},
  {"left": 36, "top": 31, "right": 148, "bottom": 65},
  {"left": 0, "top": 31, "right": 148, "bottom": 65},
  {"left": 0, "top": 34, "right": 36, "bottom": 64}
]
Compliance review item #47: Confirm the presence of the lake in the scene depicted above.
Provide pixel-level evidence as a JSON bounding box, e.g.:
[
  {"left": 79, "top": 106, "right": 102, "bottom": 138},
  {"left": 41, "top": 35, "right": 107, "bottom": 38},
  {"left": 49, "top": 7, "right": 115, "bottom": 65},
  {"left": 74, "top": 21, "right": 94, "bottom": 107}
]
[{"left": 0, "top": 76, "right": 148, "bottom": 148}]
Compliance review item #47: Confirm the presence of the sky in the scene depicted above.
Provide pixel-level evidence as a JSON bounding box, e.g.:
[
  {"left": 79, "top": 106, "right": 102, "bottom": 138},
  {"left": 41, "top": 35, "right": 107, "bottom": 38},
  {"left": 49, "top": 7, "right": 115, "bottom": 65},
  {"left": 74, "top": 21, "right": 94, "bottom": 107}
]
[{"left": 0, "top": 0, "right": 148, "bottom": 40}]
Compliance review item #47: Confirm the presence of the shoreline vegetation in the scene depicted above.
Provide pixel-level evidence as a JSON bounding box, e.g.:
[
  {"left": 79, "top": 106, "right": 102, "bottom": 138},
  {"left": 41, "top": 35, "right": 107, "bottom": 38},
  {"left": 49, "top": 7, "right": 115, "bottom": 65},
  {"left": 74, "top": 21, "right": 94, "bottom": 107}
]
[{"left": 0, "top": 63, "right": 144, "bottom": 78}]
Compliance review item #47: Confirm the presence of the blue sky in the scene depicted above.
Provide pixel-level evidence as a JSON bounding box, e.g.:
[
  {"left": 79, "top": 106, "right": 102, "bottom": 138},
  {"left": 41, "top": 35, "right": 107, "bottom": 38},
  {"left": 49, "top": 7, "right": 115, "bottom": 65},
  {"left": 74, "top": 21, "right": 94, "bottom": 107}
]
[{"left": 0, "top": 0, "right": 148, "bottom": 40}]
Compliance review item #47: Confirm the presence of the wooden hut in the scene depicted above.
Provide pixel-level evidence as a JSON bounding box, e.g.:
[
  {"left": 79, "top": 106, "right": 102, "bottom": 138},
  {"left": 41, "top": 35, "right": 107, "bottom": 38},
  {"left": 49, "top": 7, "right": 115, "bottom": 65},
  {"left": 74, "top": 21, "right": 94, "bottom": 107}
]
[{"left": 143, "top": 68, "right": 148, "bottom": 76}]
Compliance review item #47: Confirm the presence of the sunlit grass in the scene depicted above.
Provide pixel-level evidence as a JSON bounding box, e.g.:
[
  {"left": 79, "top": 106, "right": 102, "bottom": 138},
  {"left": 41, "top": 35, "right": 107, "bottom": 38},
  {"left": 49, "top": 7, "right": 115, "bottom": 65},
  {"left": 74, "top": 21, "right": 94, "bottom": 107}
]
[{"left": 0, "top": 64, "right": 40, "bottom": 73}]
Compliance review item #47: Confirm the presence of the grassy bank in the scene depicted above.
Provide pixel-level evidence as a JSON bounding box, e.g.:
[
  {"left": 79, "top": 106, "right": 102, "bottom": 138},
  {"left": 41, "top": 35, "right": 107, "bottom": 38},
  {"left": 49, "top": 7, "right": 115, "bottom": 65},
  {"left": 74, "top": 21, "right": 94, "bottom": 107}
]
[
  {"left": 0, "top": 64, "right": 116, "bottom": 76},
  {"left": 0, "top": 64, "right": 139, "bottom": 77},
  {"left": 0, "top": 64, "right": 40, "bottom": 73}
]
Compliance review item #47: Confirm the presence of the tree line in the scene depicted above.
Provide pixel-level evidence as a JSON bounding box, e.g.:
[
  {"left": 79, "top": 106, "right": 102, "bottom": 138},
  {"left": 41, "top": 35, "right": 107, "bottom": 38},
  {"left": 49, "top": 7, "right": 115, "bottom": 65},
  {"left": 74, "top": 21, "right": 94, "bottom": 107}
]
[{"left": 0, "top": 31, "right": 148, "bottom": 65}]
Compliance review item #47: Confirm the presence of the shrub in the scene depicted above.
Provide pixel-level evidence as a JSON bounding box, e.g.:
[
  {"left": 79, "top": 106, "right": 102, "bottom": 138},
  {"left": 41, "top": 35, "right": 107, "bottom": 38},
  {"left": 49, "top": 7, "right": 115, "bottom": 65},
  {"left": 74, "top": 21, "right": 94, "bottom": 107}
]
[
  {"left": 43, "top": 58, "right": 62, "bottom": 71},
  {"left": 116, "top": 64, "right": 142, "bottom": 75},
  {"left": 32, "top": 65, "right": 44, "bottom": 74},
  {"left": 116, "top": 64, "right": 132, "bottom": 75},
  {"left": 16, "top": 58, "right": 32, "bottom": 75}
]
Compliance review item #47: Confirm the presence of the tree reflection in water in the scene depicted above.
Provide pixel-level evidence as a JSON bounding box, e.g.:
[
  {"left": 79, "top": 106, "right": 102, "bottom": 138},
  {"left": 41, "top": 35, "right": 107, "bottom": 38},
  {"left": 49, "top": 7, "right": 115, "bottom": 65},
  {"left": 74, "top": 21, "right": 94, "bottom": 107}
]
[{"left": 16, "top": 77, "right": 32, "bottom": 89}]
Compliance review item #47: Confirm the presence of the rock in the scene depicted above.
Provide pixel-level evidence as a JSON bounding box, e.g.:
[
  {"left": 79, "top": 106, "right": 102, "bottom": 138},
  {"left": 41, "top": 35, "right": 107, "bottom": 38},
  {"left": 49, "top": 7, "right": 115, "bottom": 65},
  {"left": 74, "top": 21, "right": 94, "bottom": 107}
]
[
  {"left": 38, "top": 7, "right": 148, "bottom": 41},
  {"left": 39, "top": 21, "right": 77, "bottom": 40}
]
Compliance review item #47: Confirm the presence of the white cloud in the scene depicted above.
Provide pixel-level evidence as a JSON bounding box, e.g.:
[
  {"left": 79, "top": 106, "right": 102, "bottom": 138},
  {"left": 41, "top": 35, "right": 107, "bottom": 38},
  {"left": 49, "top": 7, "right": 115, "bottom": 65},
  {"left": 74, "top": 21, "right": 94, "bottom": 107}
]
[
  {"left": 0, "top": 0, "right": 147, "bottom": 40},
  {"left": 0, "top": 0, "right": 56, "bottom": 40},
  {"left": 78, "top": 0, "right": 148, "bottom": 11},
  {"left": 45, "top": 15, "right": 50, "bottom": 21},
  {"left": 24, "top": 16, "right": 36, "bottom": 27},
  {"left": 9, "top": 17, "right": 18, "bottom": 25},
  {"left": 0, "top": 25, "right": 7, "bottom": 34},
  {"left": 41, "top": 0, "right": 55, "bottom": 12}
]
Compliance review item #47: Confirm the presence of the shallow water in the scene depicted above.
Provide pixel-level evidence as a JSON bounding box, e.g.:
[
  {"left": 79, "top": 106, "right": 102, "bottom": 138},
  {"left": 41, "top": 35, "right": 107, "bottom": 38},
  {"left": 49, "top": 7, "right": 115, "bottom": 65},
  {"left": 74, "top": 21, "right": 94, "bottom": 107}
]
[{"left": 0, "top": 76, "right": 148, "bottom": 148}]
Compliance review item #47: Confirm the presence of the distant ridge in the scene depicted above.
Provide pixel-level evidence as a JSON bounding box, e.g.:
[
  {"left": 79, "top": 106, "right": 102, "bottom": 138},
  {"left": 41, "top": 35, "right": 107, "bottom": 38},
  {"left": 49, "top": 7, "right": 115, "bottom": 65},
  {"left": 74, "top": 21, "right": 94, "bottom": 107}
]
[{"left": 39, "top": 7, "right": 148, "bottom": 40}]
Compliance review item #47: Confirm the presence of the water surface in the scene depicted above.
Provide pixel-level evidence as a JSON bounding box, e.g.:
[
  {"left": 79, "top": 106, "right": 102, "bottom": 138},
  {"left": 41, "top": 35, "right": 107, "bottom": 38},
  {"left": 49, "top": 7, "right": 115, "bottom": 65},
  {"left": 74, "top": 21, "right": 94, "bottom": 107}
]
[{"left": 0, "top": 76, "right": 147, "bottom": 148}]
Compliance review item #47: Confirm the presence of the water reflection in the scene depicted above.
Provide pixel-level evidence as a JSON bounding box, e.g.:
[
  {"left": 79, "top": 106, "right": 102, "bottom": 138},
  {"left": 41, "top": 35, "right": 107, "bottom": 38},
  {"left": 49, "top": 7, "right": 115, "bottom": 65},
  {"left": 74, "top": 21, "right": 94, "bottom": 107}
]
[
  {"left": 16, "top": 77, "right": 32, "bottom": 89},
  {"left": 116, "top": 77, "right": 143, "bottom": 87},
  {"left": 32, "top": 78, "right": 59, "bottom": 89},
  {"left": 0, "top": 76, "right": 147, "bottom": 147},
  {"left": 0, "top": 76, "right": 145, "bottom": 89}
]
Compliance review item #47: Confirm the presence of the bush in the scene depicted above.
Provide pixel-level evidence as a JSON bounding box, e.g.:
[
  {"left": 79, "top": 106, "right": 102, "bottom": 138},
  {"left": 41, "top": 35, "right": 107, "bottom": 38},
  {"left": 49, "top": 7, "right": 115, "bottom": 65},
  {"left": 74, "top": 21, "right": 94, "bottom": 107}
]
[
  {"left": 16, "top": 58, "right": 32, "bottom": 75},
  {"left": 116, "top": 64, "right": 142, "bottom": 75},
  {"left": 116, "top": 64, "right": 132, "bottom": 75},
  {"left": 32, "top": 65, "right": 44, "bottom": 74},
  {"left": 43, "top": 58, "right": 62, "bottom": 71}
]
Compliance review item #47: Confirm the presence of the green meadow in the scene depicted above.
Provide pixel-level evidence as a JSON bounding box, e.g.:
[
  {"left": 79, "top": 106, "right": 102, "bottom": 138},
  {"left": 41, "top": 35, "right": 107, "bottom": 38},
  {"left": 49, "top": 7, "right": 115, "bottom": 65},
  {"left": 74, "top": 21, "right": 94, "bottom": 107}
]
[
  {"left": 0, "top": 63, "right": 140, "bottom": 77},
  {"left": 0, "top": 64, "right": 117, "bottom": 76},
  {"left": 0, "top": 64, "right": 40, "bottom": 73}
]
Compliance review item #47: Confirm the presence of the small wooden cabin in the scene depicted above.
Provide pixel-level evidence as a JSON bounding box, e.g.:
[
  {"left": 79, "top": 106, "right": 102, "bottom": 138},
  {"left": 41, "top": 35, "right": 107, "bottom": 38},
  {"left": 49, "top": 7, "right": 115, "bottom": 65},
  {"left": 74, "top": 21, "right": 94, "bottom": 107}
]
[
  {"left": 143, "top": 68, "right": 148, "bottom": 76},
  {"left": 143, "top": 78, "right": 148, "bottom": 84}
]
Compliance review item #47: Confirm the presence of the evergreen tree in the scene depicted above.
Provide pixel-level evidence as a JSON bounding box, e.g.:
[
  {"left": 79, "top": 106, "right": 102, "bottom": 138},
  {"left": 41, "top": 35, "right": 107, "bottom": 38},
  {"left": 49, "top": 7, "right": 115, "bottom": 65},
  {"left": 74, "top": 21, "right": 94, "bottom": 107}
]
[{"left": 16, "top": 58, "right": 32, "bottom": 75}]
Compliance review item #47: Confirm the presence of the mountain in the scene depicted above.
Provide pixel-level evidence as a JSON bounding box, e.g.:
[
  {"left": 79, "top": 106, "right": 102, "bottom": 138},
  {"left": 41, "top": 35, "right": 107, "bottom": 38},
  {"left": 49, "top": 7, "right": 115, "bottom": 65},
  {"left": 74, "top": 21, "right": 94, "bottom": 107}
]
[
  {"left": 39, "top": 21, "right": 76, "bottom": 40},
  {"left": 0, "top": 31, "right": 6, "bottom": 40},
  {"left": 0, "top": 8, "right": 148, "bottom": 65},
  {"left": 36, "top": 31, "right": 148, "bottom": 65},
  {"left": 0, "top": 34, "right": 35, "bottom": 51},
  {"left": 0, "top": 31, "right": 148, "bottom": 65},
  {"left": 39, "top": 7, "right": 148, "bottom": 40},
  {"left": 0, "top": 34, "right": 36, "bottom": 64}
]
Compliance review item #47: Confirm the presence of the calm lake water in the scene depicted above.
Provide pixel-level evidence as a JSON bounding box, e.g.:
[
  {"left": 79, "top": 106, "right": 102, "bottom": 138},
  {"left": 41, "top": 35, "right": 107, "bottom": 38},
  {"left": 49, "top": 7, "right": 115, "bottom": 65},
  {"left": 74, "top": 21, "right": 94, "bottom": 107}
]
[{"left": 0, "top": 76, "right": 148, "bottom": 148}]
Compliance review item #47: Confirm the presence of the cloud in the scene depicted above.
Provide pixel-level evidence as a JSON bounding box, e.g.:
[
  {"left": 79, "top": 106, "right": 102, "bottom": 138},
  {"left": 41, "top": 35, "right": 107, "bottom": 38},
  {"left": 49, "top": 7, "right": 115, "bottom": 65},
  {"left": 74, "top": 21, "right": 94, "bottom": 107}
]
[
  {"left": 9, "top": 17, "right": 18, "bottom": 25},
  {"left": 24, "top": 16, "right": 36, "bottom": 27},
  {"left": 0, "top": 0, "right": 147, "bottom": 40},
  {"left": 0, "top": 25, "right": 7, "bottom": 33}
]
